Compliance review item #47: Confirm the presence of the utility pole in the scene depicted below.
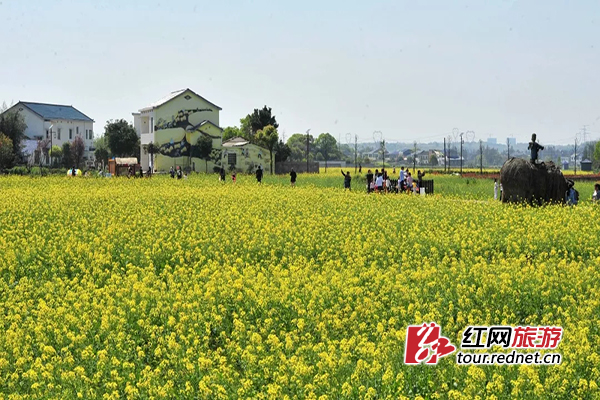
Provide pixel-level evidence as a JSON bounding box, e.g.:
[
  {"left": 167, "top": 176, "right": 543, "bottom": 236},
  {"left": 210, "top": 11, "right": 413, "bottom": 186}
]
[
  {"left": 460, "top": 132, "right": 464, "bottom": 175},
  {"left": 306, "top": 129, "right": 311, "bottom": 173},
  {"left": 574, "top": 138, "right": 578, "bottom": 176},
  {"left": 382, "top": 139, "right": 386, "bottom": 170},
  {"left": 479, "top": 139, "right": 483, "bottom": 174},
  {"left": 507, "top": 138, "right": 510, "bottom": 160},
  {"left": 582, "top": 125, "right": 588, "bottom": 159},
  {"left": 49, "top": 124, "right": 53, "bottom": 168},
  {"left": 354, "top": 134, "right": 358, "bottom": 174},
  {"left": 444, "top": 137, "right": 447, "bottom": 172},
  {"left": 413, "top": 141, "right": 417, "bottom": 173}
]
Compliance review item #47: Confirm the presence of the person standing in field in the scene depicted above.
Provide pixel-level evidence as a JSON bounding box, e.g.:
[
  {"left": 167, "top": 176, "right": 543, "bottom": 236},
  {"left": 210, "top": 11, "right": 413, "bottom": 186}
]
[
  {"left": 494, "top": 178, "right": 498, "bottom": 200},
  {"left": 366, "top": 169, "right": 374, "bottom": 193},
  {"left": 256, "top": 165, "right": 263, "bottom": 184},
  {"left": 375, "top": 172, "right": 384, "bottom": 192},
  {"left": 417, "top": 170, "right": 426, "bottom": 190},
  {"left": 219, "top": 167, "right": 225, "bottom": 182},
  {"left": 177, "top": 166, "right": 183, "bottom": 179},
  {"left": 399, "top": 167, "right": 406, "bottom": 192},
  {"left": 565, "top": 181, "right": 577, "bottom": 206},
  {"left": 232, "top": 171, "right": 237, "bottom": 184},
  {"left": 406, "top": 172, "right": 413, "bottom": 193},
  {"left": 290, "top": 168, "right": 297, "bottom": 187},
  {"left": 359, "top": 164, "right": 362, "bottom": 173},
  {"left": 341, "top": 170, "right": 352, "bottom": 190},
  {"left": 170, "top": 166, "right": 175, "bottom": 178},
  {"left": 593, "top": 183, "right": 600, "bottom": 202}
]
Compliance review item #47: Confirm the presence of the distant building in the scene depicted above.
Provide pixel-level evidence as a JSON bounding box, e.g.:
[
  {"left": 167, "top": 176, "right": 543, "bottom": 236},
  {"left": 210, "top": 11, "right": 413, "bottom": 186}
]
[
  {"left": 1, "top": 101, "right": 95, "bottom": 164},
  {"left": 133, "top": 88, "right": 223, "bottom": 172},
  {"left": 222, "top": 136, "right": 272, "bottom": 173},
  {"left": 487, "top": 138, "right": 497, "bottom": 145},
  {"left": 507, "top": 137, "right": 517, "bottom": 146}
]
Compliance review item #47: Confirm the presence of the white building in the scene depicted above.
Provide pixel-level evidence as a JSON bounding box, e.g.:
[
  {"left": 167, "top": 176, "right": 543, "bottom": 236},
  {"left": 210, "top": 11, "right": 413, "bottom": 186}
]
[
  {"left": 487, "top": 138, "right": 497, "bottom": 145},
  {"left": 507, "top": 137, "right": 517, "bottom": 146},
  {"left": 3, "top": 101, "right": 95, "bottom": 163}
]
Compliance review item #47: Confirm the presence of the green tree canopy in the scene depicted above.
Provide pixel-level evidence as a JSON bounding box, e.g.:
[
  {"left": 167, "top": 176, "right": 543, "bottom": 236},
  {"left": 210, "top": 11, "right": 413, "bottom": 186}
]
[
  {"left": 248, "top": 106, "right": 278, "bottom": 137},
  {"left": 287, "top": 133, "right": 314, "bottom": 162},
  {"left": 0, "top": 133, "right": 14, "bottom": 171},
  {"left": 195, "top": 135, "right": 213, "bottom": 173},
  {"left": 105, "top": 119, "right": 139, "bottom": 158},
  {"left": 62, "top": 142, "right": 72, "bottom": 168},
  {"left": 50, "top": 145, "right": 62, "bottom": 167},
  {"left": 274, "top": 140, "right": 291, "bottom": 163},
  {"left": 0, "top": 104, "right": 27, "bottom": 162},
  {"left": 256, "top": 125, "right": 278, "bottom": 174},
  {"left": 222, "top": 126, "right": 242, "bottom": 142},
  {"left": 315, "top": 133, "right": 338, "bottom": 170},
  {"left": 94, "top": 136, "right": 110, "bottom": 167},
  {"left": 430, "top": 154, "right": 439, "bottom": 166}
]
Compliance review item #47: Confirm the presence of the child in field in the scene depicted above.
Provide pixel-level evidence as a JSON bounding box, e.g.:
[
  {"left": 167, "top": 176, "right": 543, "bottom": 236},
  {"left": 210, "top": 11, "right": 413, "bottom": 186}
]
[
  {"left": 494, "top": 178, "right": 498, "bottom": 200},
  {"left": 232, "top": 172, "right": 237, "bottom": 184},
  {"left": 593, "top": 184, "right": 600, "bottom": 202}
]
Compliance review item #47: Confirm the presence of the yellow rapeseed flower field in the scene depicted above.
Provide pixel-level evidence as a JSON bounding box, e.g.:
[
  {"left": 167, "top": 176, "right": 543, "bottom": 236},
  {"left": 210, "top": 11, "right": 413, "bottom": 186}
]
[{"left": 0, "top": 174, "right": 599, "bottom": 399}]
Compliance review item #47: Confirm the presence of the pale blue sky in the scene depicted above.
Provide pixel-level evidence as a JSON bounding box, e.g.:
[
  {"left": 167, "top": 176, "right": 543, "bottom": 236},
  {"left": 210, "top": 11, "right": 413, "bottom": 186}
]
[{"left": 1, "top": 0, "right": 600, "bottom": 145}]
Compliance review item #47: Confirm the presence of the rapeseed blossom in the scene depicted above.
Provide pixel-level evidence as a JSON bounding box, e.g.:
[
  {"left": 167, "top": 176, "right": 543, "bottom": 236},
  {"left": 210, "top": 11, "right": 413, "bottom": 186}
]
[{"left": 0, "top": 175, "right": 598, "bottom": 399}]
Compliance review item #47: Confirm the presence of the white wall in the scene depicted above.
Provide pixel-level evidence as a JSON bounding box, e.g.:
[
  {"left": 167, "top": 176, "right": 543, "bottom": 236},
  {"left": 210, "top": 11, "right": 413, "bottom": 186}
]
[{"left": 9, "top": 105, "right": 45, "bottom": 139}]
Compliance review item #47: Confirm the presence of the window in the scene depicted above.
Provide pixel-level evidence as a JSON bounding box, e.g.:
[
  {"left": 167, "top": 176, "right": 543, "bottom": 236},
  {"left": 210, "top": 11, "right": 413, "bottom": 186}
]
[
  {"left": 89, "top": 130, "right": 93, "bottom": 140},
  {"left": 151, "top": 117, "right": 154, "bottom": 133},
  {"left": 85, "top": 129, "right": 88, "bottom": 140},
  {"left": 57, "top": 128, "right": 61, "bottom": 140},
  {"left": 69, "top": 128, "right": 73, "bottom": 139},
  {"left": 76, "top": 126, "right": 79, "bottom": 136},
  {"left": 46, "top": 130, "right": 49, "bottom": 139},
  {"left": 228, "top": 153, "right": 237, "bottom": 165}
]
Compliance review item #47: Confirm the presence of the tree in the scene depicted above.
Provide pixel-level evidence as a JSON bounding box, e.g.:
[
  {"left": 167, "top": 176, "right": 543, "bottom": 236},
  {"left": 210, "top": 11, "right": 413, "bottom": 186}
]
[
  {"left": 94, "top": 136, "right": 110, "bottom": 167},
  {"left": 274, "top": 140, "right": 291, "bottom": 163},
  {"left": 287, "top": 133, "right": 314, "bottom": 162},
  {"left": 255, "top": 125, "right": 278, "bottom": 174},
  {"left": 0, "top": 105, "right": 27, "bottom": 164},
  {"left": 594, "top": 142, "right": 600, "bottom": 168},
  {"left": 430, "top": 154, "right": 439, "bottom": 166},
  {"left": 222, "top": 126, "right": 242, "bottom": 142},
  {"left": 248, "top": 106, "right": 278, "bottom": 137},
  {"left": 62, "top": 142, "right": 72, "bottom": 168},
  {"left": 146, "top": 142, "right": 158, "bottom": 170},
  {"left": 51, "top": 145, "right": 62, "bottom": 167},
  {"left": 239, "top": 115, "right": 252, "bottom": 139},
  {"left": 195, "top": 135, "right": 213, "bottom": 173},
  {"left": 37, "top": 139, "right": 51, "bottom": 173},
  {"left": 315, "top": 133, "right": 338, "bottom": 171},
  {"left": 105, "top": 119, "right": 139, "bottom": 158},
  {"left": 71, "top": 136, "right": 85, "bottom": 169},
  {"left": 0, "top": 133, "right": 14, "bottom": 171}
]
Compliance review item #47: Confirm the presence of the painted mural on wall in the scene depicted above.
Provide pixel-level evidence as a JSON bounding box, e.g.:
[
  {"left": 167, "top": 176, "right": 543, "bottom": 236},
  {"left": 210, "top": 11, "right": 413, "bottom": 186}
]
[
  {"left": 157, "top": 133, "right": 221, "bottom": 161},
  {"left": 155, "top": 108, "right": 214, "bottom": 132},
  {"left": 153, "top": 128, "right": 222, "bottom": 172}
]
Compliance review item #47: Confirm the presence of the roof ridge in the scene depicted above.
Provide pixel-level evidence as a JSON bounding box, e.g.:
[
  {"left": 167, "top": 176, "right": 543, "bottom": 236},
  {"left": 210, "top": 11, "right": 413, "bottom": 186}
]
[{"left": 21, "top": 101, "right": 74, "bottom": 107}]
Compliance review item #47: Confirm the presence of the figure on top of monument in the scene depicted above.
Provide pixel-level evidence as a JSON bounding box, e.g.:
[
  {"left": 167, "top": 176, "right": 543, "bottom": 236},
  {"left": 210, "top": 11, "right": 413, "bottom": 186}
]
[{"left": 528, "top": 133, "right": 544, "bottom": 164}]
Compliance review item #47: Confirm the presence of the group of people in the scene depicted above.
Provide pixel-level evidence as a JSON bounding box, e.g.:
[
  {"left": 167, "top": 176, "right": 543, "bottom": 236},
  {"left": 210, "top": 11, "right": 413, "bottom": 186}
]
[
  {"left": 364, "top": 166, "right": 426, "bottom": 193},
  {"left": 169, "top": 166, "right": 186, "bottom": 180}
]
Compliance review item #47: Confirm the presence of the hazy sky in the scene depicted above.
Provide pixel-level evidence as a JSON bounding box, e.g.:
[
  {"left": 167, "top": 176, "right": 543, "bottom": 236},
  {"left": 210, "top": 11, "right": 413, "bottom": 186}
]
[{"left": 2, "top": 0, "right": 600, "bottom": 145}]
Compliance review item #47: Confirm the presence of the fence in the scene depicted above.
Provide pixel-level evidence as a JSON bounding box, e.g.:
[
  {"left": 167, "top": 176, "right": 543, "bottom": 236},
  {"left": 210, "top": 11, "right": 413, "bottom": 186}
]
[{"left": 275, "top": 162, "right": 320, "bottom": 174}]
